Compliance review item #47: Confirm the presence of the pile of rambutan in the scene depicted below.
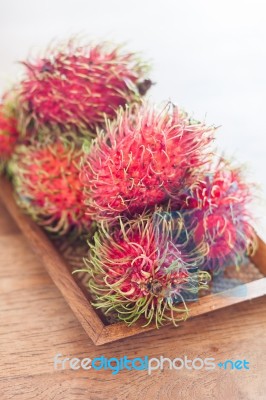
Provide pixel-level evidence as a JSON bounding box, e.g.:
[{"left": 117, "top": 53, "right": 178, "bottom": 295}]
[
  {"left": 80, "top": 103, "right": 257, "bottom": 326},
  {"left": 2, "top": 37, "right": 151, "bottom": 237},
  {"left": 0, "top": 36, "right": 257, "bottom": 328}
]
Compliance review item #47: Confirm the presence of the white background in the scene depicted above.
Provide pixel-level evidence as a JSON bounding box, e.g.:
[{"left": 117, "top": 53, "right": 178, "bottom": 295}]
[{"left": 0, "top": 0, "right": 265, "bottom": 238}]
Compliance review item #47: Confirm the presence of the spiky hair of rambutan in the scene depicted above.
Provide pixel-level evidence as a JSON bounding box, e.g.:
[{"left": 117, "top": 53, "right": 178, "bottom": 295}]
[
  {"left": 10, "top": 138, "right": 92, "bottom": 236},
  {"left": 17, "top": 38, "right": 151, "bottom": 136},
  {"left": 81, "top": 103, "right": 215, "bottom": 222},
  {"left": 176, "top": 157, "right": 257, "bottom": 271},
  {"left": 0, "top": 94, "right": 19, "bottom": 168},
  {"left": 81, "top": 210, "right": 210, "bottom": 327}
]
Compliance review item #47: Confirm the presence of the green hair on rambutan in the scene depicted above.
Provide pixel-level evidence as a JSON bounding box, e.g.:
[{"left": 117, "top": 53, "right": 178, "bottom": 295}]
[{"left": 79, "top": 208, "right": 211, "bottom": 327}]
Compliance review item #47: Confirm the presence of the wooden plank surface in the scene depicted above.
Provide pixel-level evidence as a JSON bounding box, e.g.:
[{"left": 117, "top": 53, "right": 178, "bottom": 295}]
[
  {"left": 0, "top": 177, "right": 105, "bottom": 345},
  {"left": 0, "top": 200, "right": 266, "bottom": 399}
]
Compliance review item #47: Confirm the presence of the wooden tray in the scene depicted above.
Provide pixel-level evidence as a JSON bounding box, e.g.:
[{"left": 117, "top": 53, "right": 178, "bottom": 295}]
[{"left": 1, "top": 176, "right": 266, "bottom": 345}]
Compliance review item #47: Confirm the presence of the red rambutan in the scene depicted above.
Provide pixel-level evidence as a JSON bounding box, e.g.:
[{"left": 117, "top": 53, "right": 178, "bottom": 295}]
[
  {"left": 81, "top": 103, "right": 215, "bottom": 221},
  {"left": 0, "top": 100, "right": 19, "bottom": 167},
  {"left": 17, "top": 38, "right": 151, "bottom": 136},
  {"left": 176, "top": 158, "right": 257, "bottom": 271},
  {"left": 10, "top": 139, "right": 92, "bottom": 236},
  {"left": 82, "top": 210, "right": 210, "bottom": 327}
]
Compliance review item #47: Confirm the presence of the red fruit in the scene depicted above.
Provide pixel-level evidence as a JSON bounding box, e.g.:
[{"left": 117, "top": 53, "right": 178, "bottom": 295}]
[
  {"left": 10, "top": 139, "right": 92, "bottom": 235},
  {"left": 86, "top": 210, "right": 210, "bottom": 326},
  {"left": 18, "top": 39, "right": 151, "bottom": 135},
  {"left": 0, "top": 104, "right": 19, "bottom": 164},
  {"left": 178, "top": 162, "right": 251, "bottom": 211},
  {"left": 81, "top": 103, "right": 215, "bottom": 221},
  {"left": 177, "top": 158, "right": 257, "bottom": 270},
  {"left": 194, "top": 214, "right": 237, "bottom": 259}
]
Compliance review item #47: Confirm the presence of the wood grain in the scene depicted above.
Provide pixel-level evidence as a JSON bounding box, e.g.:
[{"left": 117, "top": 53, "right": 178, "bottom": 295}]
[
  {"left": 0, "top": 199, "right": 266, "bottom": 399},
  {"left": 0, "top": 177, "right": 105, "bottom": 344}
]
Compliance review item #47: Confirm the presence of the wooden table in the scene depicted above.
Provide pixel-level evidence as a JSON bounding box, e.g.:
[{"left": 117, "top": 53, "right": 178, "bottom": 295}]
[{"left": 0, "top": 200, "right": 265, "bottom": 400}]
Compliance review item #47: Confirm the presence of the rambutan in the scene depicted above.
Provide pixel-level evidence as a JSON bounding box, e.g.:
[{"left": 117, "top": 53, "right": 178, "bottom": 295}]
[
  {"left": 17, "top": 38, "right": 151, "bottom": 136},
  {"left": 176, "top": 158, "right": 257, "bottom": 271},
  {"left": 81, "top": 103, "right": 215, "bottom": 221},
  {"left": 10, "top": 139, "right": 92, "bottom": 236},
  {"left": 0, "top": 96, "right": 19, "bottom": 167},
  {"left": 83, "top": 210, "right": 210, "bottom": 327}
]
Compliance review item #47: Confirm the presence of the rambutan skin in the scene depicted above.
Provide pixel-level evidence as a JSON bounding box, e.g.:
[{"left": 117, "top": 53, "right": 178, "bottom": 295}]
[
  {"left": 0, "top": 104, "right": 19, "bottom": 166},
  {"left": 176, "top": 158, "right": 257, "bottom": 271},
  {"left": 10, "top": 139, "right": 92, "bottom": 236},
  {"left": 83, "top": 210, "right": 210, "bottom": 327},
  {"left": 81, "top": 103, "right": 215, "bottom": 222},
  {"left": 17, "top": 39, "right": 151, "bottom": 135}
]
